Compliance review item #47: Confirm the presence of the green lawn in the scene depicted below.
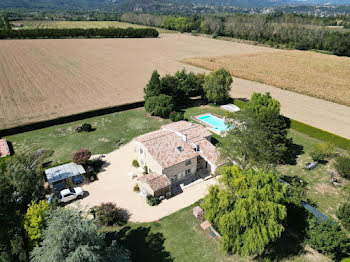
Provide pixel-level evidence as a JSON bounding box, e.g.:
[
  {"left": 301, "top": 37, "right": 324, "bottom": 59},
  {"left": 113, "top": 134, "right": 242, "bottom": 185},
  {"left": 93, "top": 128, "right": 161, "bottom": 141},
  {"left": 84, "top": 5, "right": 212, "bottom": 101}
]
[
  {"left": 103, "top": 204, "right": 329, "bottom": 262},
  {"left": 4, "top": 105, "right": 339, "bottom": 261},
  {"left": 5, "top": 108, "right": 169, "bottom": 164},
  {"left": 278, "top": 129, "right": 349, "bottom": 218}
]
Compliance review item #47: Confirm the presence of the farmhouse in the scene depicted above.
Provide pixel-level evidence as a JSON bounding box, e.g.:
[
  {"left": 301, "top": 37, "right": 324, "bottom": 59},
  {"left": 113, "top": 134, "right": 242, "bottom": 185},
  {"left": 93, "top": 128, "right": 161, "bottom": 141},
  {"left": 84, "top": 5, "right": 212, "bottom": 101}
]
[
  {"left": 135, "top": 121, "right": 220, "bottom": 196},
  {"left": 0, "top": 139, "right": 10, "bottom": 158}
]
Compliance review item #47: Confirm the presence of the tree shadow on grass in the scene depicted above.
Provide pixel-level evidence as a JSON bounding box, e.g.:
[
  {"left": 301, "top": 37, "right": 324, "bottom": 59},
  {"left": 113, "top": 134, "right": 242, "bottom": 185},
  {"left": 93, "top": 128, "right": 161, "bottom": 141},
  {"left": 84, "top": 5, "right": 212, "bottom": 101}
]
[
  {"left": 284, "top": 142, "right": 304, "bottom": 165},
  {"left": 256, "top": 202, "right": 311, "bottom": 261},
  {"left": 107, "top": 226, "right": 173, "bottom": 262}
]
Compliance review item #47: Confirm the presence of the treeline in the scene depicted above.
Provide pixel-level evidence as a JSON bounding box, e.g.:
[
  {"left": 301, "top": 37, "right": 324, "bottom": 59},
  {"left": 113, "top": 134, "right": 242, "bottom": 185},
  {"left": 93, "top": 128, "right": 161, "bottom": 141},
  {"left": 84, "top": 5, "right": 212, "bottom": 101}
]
[
  {"left": 120, "top": 12, "right": 350, "bottom": 57},
  {"left": 0, "top": 27, "right": 159, "bottom": 39}
]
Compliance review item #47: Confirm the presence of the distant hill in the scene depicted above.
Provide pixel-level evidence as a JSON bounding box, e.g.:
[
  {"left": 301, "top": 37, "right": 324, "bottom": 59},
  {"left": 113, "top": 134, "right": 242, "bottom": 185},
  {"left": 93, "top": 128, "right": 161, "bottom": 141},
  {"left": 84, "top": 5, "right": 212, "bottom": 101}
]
[{"left": 0, "top": 0, "right": 350, "bottom": 10}]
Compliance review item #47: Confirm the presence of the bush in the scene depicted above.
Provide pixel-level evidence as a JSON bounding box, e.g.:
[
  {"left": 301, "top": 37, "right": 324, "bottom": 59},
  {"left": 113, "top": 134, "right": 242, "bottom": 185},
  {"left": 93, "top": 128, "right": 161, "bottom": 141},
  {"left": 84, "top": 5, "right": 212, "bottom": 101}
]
[
  {"left": 132, "top": 160, "right": 139, "bottom": 168},
  {"left": 146, "top": 195, "right": 160, "bottom": 206},
  {"left": 334, "top": 156, "right": 350, "bottom": 179},
  {"left": 309, "top": 142, "right": 336, "bottom": 162},
  {"left": 169, "top": 111, "right": 184, "bottom": 122},
  {"left": 82, "top": 123, "right": 92, "bottom": 132},
  {"left": 72, "top": 149, "right": 91, "bottom": 165},
  {"left": 307, "top": 219, "right": 350, "bottom": 260},
  {"left": 144, "top": 94, "right": 175, "bottom": 118},
  {"left": 95, "top": 202, "right": 126, "bottom": 226},
  {"left": 133, "top": 184, "right": 140, "bottom": 192},
  {"left": 337, "top": 203, "right": 350, "bottom": 231}
]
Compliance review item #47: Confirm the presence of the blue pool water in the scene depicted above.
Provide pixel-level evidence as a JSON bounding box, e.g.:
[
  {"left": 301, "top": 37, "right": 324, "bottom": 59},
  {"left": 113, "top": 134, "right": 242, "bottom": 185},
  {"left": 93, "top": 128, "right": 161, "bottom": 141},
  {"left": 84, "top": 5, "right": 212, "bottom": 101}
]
[{"left": 198, "top": 114, "right": 229, "bottom": 132}]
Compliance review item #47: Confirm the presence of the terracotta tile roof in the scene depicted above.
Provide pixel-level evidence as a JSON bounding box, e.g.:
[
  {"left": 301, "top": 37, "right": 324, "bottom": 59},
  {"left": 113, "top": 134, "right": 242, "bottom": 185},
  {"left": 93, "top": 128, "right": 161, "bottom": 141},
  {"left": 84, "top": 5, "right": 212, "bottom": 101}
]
[
  {"left": 136, "top": 121, "right": 218, "bottom": 169},
  {"left": 0, "top": 139, "right": 10, "bottom": 158},
  {"left": 139, "top": 173, "right": 171, "bottom": 192},
  {"left": 162, "top": 121, "right": 212, "bottom": 142},
  {"left": 197, "top": 139, "right": 219, "bottom": 166},
  {"left": 141, "top": 131, "right": 199, "bottom": 169}
]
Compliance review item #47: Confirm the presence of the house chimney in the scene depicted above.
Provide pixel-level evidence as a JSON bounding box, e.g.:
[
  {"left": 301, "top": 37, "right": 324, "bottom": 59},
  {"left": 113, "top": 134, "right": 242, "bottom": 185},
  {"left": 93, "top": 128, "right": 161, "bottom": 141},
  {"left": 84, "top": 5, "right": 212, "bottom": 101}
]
[{"left": 183, "top": 134, "right": 188, "bottom": 143}]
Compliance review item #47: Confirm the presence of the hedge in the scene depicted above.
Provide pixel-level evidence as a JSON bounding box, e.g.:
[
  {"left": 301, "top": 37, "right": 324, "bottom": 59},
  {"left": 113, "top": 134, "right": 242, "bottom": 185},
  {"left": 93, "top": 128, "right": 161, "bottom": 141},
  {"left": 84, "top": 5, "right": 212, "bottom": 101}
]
[
  {"left": 0, "top": 28, "right": 159, "bottom": 39},
  {"left": 233, "top": 99, "right": 350, "bottom": 151}
]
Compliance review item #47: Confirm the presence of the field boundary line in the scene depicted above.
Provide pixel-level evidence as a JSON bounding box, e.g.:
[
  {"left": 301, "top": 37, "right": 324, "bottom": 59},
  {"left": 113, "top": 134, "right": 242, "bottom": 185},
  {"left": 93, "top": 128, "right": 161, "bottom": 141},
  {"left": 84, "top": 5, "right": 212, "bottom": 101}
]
[{"left": 0, "top": 101, "right": 145, "bottom": 137}]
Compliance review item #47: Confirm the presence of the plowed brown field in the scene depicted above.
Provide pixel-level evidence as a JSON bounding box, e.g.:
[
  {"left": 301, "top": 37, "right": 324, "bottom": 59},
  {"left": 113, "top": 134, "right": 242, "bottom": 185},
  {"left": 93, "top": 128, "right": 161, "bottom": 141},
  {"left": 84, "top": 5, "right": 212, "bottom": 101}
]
[{"left": 0, "top": 34, "right": 273, "bottom": 129}]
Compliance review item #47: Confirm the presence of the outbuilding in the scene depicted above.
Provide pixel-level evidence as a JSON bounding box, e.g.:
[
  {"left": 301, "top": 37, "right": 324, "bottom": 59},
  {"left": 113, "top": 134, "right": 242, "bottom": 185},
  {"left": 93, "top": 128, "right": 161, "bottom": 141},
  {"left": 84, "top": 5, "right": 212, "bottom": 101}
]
[{"left": 45, "top": 162, "right": 86, "bottom": 190}]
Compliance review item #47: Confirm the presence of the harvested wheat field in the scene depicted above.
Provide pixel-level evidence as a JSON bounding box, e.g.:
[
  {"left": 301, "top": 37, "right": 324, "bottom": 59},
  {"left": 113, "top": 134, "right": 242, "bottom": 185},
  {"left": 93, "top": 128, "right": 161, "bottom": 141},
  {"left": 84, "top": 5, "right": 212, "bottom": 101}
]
[
  {"left": 0, "top": 33, "right": 349, "bottom": 139},
  {"left": 0, "top": 33, "right": 273, "bottom": 129},
  {"left": 184, "top": 50, "right": 350, "bottom": 106}
]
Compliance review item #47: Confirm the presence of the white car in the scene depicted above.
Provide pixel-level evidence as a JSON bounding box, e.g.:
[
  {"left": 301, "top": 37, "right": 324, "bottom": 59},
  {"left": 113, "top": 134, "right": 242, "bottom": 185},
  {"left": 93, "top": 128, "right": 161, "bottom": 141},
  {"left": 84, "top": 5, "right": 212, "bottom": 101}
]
[{"left": 49, "top": 187, "right": 84, "bottom": 204}]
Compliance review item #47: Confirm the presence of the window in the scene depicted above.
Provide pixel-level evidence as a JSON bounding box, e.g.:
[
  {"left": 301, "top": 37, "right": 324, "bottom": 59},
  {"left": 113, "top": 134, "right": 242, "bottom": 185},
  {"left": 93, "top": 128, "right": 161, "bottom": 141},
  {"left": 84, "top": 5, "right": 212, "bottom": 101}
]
[
  {"left": 140, "top": 159, "right": 145, "bottom": 167},
  {"left": 177, "top": 146, "right": 184, "bottom": 152},
  {"left": 185, "top": 169, "right": 191, "bottom": 176},
  {"left": 185, "top": 160, "right": 191, "bottom": 166},
  {"left": 139, "top": 148, "right": 144, "bottom": 155}
]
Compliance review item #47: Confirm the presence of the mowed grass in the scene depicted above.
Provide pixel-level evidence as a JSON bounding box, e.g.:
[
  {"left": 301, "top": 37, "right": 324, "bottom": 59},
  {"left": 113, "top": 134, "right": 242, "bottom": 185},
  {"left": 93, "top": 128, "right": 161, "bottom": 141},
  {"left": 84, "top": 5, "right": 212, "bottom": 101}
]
[
  {"left": 184, "top": 50, "right": 350, "bottom": 106},
  {"left": 5, "top": 108, "right": 168, "bottom": 164},
  {"left": 104, "top": 204, "right": 329, "bottom": 262},
  {"left": 19, "top": 20, "right": 174, "bottom": 33}
]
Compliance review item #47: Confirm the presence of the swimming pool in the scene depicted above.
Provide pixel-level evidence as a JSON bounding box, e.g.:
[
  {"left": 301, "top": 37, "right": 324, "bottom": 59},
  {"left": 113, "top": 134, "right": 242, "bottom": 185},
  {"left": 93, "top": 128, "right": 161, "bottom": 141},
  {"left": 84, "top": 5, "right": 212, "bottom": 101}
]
[{"left": 197, "top": 114, "right": 229, "bottom": 133}]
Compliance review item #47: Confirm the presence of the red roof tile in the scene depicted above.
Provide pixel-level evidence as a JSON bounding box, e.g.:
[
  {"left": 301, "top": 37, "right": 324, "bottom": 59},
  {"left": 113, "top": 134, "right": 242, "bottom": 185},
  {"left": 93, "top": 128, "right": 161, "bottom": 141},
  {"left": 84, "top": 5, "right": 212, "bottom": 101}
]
[{"left": 139, "top": 173, "right": 171, "bottom": 192}]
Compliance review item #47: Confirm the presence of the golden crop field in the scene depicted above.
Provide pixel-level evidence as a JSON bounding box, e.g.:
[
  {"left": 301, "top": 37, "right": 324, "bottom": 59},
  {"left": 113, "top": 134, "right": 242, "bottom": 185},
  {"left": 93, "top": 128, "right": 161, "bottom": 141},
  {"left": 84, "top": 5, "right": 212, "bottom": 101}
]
[
  {"left": 184, "top": 50, "right": 350, "bottom": 106},
  {"left": 19, "top": 20, "right": 174, "bottom": 33},
  {"left": 0, "top": 33, "right": 274, "bottom": 129}
]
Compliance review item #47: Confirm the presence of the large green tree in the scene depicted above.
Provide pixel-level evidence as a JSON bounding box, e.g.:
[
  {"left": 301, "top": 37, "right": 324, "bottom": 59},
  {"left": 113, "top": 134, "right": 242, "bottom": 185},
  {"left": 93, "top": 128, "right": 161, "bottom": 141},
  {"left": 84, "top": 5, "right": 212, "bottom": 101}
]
[
  {"left": 144, "top": 70, "right": 161, "bottom": 100},
  {"left": 220, "top": 92, "right": 292, "bottom": 169},
  {"left": 6, "top": 153, "right": 47, "bottom": 206},
  {"left": 202, "top": 166, "right": 287, "bottom": 256},
  {"left": 30, "top": 208, "right": 130, "bottom": 262},
  {"left": 203, "top": 68, "right": 232, "bottom": 104},
  {"left": 145, "top": 94, "right": 175, "bottom": 118}
]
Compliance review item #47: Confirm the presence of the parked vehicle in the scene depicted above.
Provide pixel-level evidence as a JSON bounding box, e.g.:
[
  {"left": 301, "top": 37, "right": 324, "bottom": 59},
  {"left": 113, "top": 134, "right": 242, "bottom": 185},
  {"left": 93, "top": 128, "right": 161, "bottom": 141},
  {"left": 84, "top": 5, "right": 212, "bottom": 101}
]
[
  {"left": 305, "top": 162, "right": 318, "bottom": 170},
  {"left": 72, "top": 175, "right": 83, "bottom": 184},
  {"left": 48, "top": 187, "right": 84, "bottom": 204}
]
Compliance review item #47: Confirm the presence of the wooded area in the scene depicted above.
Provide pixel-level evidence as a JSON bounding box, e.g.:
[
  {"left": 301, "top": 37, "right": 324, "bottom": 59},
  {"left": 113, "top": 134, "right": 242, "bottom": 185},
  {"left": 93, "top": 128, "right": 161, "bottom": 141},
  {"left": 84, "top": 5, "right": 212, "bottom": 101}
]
[{"left": 120, "top": 13, "right": 350, "bottom": 57}]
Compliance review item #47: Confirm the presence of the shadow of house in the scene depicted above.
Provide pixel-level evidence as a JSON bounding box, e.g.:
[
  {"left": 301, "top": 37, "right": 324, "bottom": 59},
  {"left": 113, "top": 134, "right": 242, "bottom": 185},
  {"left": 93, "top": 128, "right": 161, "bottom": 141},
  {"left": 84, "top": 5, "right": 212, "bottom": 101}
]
[{"left": 110, "top": 226, "right": 173, "bottom": 262}]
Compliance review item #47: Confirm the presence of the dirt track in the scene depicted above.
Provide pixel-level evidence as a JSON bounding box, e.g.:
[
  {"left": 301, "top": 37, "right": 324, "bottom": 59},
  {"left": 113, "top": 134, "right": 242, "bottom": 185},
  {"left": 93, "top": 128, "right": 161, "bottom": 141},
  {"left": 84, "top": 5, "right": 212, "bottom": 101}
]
[{"left": 0, "top": 34, "right": 349, "bottom": 139}]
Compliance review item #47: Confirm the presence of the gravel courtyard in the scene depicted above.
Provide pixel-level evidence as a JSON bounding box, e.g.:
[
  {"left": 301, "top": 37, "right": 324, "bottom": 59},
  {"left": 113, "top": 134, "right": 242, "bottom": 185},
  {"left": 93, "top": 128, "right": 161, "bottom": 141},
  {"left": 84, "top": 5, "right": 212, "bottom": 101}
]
[{"left": 71, "top": 140, "right": 217, "bottom": 222}]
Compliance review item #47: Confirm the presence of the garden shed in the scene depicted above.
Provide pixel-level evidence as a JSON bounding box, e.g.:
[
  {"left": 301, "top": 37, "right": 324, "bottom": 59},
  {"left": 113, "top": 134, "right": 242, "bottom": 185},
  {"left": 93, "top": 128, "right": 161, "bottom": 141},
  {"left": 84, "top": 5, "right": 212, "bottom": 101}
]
[{"left": 45, "top": 162, "right": 86, "bottom": 189}]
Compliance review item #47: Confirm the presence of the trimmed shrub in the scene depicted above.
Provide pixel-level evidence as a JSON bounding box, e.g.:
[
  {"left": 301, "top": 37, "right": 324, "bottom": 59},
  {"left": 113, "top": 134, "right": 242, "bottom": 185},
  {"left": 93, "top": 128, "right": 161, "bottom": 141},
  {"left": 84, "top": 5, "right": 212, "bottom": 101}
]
[
  {"left": 132, "top": 160, "right": 139, "bottom": 168},
  {"left": 72, "top": 149, "right": 91, "bottom": 165},
  {"left": 133, "top": 184, "right": 140, "bottom": 192},
  {"left": 337, "top": 203, "right": 350, "bottom": 231},
  {"left": 146, "top": 195, "right": 160, "bottom": 206},
  {"left": 82, "top": 123, "right": 92, "bottom": 132},
  {"left": 95, "top": 202, "right": 126, "bottom": 226},
  {"left": 334, "top": 156, "right": 350, "bottom": 179}
]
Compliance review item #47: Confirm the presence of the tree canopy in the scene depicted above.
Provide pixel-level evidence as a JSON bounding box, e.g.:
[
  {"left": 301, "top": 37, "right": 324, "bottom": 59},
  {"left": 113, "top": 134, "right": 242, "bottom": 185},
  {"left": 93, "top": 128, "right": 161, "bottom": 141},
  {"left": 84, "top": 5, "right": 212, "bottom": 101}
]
[
  {"left": 202, "top": 166, "right": 287, "bottom": 256},
  {"left": 24, "top": 200, "right": 50, "bottom": 248},
  {"left": 220, "top": 92, "right": 292, "bottom": 169},
  {"left": 203, "top": 68, "right": 232, "bottom": 104},
  {"left": 30, "top": 208, "right": 130, "bottom": 262}
]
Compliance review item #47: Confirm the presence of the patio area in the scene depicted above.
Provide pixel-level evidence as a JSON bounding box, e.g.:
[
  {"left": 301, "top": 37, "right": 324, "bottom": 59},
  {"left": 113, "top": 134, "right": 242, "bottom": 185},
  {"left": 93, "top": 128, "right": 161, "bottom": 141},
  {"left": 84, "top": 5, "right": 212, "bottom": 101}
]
[{"left": 70, "top": 140, "right": 218, "bottom": 222}]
